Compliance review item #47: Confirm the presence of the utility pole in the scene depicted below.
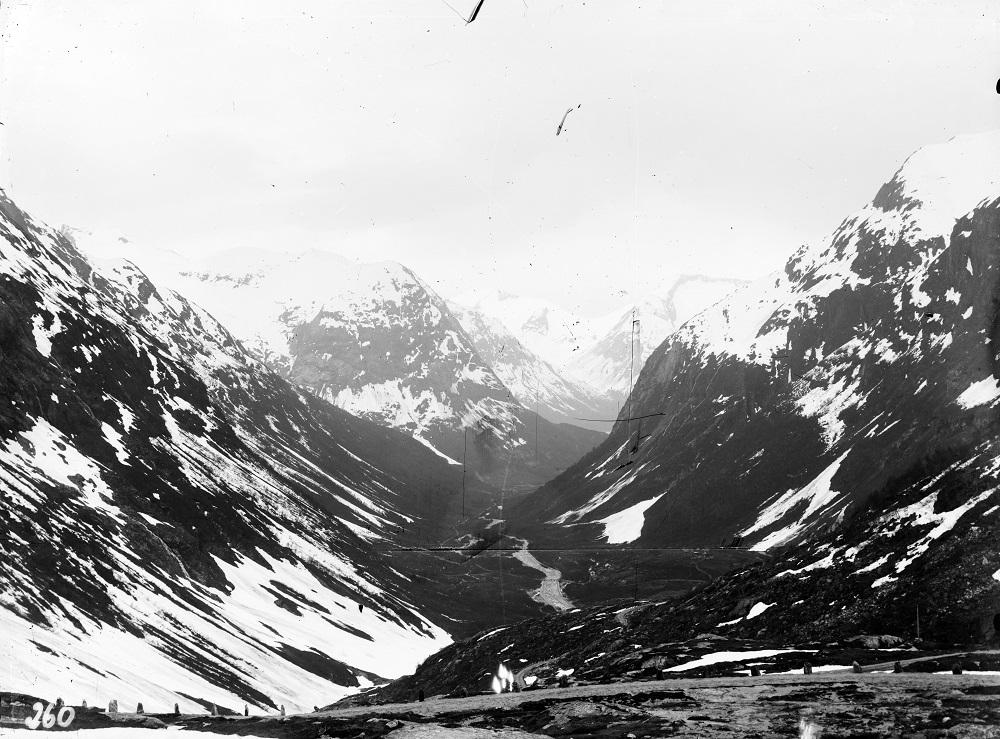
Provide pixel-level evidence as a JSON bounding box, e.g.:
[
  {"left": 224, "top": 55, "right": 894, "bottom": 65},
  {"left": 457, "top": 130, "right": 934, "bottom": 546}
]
[
  {"left": 916, "top": 603, "right": 921, "bottom": 640},
  {"left": 462, "top": 427, "right": 468, "bottom": 518},
  {"left": 624, "top": 312, "right": 638, "bottom": 460},
  {"left": 535, "top": 383, "right": 539, "bottom": 462}
]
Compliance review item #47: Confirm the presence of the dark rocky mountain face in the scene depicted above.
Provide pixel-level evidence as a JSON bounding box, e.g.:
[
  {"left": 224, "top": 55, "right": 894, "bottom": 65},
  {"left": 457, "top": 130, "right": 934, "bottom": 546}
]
[
  {"left": 507, "top": 133, "right": 1000, "bottom": 632},
  {"left": 281, "top": 269, "right": 603, "bottom": 492},
  {"left": 0, "top": 190, "right": 509, "bottom": 712},
  {"left": 131, "top": 251, "right": 604, "bottom": 494}
]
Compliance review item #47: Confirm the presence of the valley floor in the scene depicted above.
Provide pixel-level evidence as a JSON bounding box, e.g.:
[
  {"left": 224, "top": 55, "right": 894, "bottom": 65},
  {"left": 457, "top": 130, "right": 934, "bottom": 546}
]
[{"left": 20, "top": 672, "right": 998, "bottom": 737}]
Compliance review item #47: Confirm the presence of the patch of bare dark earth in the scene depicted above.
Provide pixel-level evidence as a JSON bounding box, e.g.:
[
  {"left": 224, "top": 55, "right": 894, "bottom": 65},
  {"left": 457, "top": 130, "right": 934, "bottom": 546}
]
[{"left": 6, "top": 674, "right": 994, "bottom": 737}]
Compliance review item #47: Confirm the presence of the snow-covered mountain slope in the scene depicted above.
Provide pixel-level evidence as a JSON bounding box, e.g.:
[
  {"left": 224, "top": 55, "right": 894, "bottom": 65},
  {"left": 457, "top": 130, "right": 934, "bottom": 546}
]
[
  {"left": 0, "top": 191, "right": 497, "bottom": 712},
  {"left": 75, "top": 248, "right": 603, "bottom": 491},
  {"left": 458, "top": 291, "right": 601, "bottom": 370},
  {"left": 462, "top": 278, "right": 743, "bottom": 410},
  {"left": 447, "top": 301, "right": 617, "bottom": 430},
  {"left": 567, "top": 276, "right": 745, "bottom": 402},
  {"left": 511, "top": 129, "right": 1000, "bottom": 604}
]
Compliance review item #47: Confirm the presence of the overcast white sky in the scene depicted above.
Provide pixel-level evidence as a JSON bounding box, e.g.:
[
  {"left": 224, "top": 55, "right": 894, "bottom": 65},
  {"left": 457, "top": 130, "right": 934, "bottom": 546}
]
[{"left": 1, "top": 1, "right": 997, "bottom": 315}]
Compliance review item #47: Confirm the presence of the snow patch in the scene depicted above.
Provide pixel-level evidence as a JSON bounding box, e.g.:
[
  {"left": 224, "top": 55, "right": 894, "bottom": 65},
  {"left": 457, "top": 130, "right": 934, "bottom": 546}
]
[
  {"left": 664, "top": 649, "right": 813, "bottom": 673},
  {"left": 742, "top": 452, "right": 849, "bottom": 551},
  {"left": 871, "top": 485, "right": 996, "bottom": 585},
  {"left": 101, "top": 422, "right": 131, "bottom": 465},
  {"left": 745, "top": 602, "right": 776, "bottom": 620},
  {"left": 412, "top": 435, "right": 461, "bottom": 465},
  {"left": 4, "top": 417, "right": 119, "bottom": 514},
  {"left": 956, "top": 376, "right": 1000, "bottom": 409},
  {"left": 596, "top": 494, "right": 664, "bottom": 544},
  {"left": 31, "top": 312, "right": 62, "bottom": 358}
]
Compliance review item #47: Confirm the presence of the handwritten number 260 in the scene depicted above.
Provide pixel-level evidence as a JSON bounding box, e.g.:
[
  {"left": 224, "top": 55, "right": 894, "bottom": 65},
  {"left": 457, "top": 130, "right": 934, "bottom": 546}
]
[{"left": 24, "top": 702, "right": 75, "bottom": 730}]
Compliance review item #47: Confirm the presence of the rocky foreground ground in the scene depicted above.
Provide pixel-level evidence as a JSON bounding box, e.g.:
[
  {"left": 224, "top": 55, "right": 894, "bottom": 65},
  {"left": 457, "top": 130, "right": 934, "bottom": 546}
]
[{"left": 4, "top": 672, "right": 998, "bottom": 737}]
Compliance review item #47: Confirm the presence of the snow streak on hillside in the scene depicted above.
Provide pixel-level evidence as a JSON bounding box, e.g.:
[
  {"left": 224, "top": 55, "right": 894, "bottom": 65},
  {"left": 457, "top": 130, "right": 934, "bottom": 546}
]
[
  {"left": 514, "top": 131, "right": 1000, "bottom": 584},
  {"left": 0, "top": 195, "right": 454, "bottom": 712}
]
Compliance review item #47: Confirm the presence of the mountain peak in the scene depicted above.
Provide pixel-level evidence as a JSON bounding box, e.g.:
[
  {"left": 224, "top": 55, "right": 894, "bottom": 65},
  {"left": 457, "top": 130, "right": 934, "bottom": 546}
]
[{"left": 873, "top": 130, "right": 1000, "bottom": 240}]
